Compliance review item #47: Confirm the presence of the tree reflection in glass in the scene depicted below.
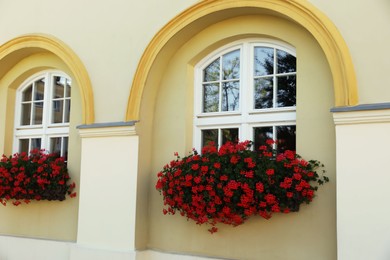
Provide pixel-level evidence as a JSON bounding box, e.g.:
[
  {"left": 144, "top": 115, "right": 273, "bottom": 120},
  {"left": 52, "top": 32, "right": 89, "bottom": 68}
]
[
  {"left": 202, "top": 129, "right": 218, "bottom": 147},
  {"left": 202, "top": 50, "right": 240, "bottom": 113},
  {"left": 253, "top": 47, "right": 296, "bottom": 109}
]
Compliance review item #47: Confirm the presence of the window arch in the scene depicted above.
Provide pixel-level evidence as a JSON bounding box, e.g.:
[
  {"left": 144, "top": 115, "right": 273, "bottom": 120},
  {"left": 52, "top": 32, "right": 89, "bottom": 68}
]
[
  {"left": 194, "top": 39, "right": 296, "bottom": 152},
  {"left": 13, "top": 71, "right": 71, "bottom": 159}
]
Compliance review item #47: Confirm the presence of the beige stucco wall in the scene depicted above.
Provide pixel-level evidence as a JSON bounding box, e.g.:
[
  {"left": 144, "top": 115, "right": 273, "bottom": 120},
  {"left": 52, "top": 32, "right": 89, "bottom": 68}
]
[{"left": 144, "top": 14, "right": 336, "bottom": 260}]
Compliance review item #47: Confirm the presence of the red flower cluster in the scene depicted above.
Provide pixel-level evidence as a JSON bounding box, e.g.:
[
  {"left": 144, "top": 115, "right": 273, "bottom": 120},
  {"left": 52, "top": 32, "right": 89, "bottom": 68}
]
[
  {"left": 0, "top": 149, "right": 76, "bottom": 206},
  {"left": 156, "top": 140, "right": 328, "bottom": 233}
]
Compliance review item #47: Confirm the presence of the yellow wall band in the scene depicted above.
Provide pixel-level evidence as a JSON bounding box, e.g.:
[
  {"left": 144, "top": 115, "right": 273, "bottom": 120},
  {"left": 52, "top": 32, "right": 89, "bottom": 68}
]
[
  {"left": 0, "top": 34, "right": 94, "bottom": 124},
  {"left": 126, "top": 0, "right": 358, "bottom": 121}
]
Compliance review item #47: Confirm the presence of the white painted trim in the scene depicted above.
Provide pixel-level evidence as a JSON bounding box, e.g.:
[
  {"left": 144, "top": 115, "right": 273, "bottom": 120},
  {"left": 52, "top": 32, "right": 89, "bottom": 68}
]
[
  {"left": 78, "top": 125, "right": 136, "bottom": 138},
  {"left": 332, "top": 109, "right": 390, "bottom": 125}
]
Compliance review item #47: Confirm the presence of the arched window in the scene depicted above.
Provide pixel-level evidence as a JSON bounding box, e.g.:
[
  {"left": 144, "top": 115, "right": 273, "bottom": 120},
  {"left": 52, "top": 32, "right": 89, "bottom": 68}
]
[
  {"left": 13, "top": 71, "right": 71, "bottom": 159},
  {"left": 194, "top": 39, "right": 296, "bottom": 152}
]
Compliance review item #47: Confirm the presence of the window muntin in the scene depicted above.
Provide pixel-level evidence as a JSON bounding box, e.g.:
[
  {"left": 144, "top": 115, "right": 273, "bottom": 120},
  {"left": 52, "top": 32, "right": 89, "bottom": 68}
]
[
  {"left": 194, "top": 40, "right": 296, "bottom": 151},
  {"left": 14, "top": 72, "right": 71, "bottom": 158}
]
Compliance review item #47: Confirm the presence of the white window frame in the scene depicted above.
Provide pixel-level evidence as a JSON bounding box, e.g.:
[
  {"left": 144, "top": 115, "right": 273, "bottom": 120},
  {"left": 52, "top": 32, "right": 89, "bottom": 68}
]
[
  {"left": 193, "top": 38, "right": 296, "bottom": 151},
  {"left": 13, "top": 70, "right": 71, "bottom": 156}
]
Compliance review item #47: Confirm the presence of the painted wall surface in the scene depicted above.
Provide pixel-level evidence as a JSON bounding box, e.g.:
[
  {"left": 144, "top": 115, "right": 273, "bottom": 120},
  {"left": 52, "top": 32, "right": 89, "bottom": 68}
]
[
  {"left": 334, "top": 110, "right": 390, "bottom": 260},
  {"left": 0, "top": 0, "right": 198, "bottom": 123},
  {"left": 146, "top": 15, "right": 336, "bottom": 260},
  {"left": 308, "top": 0, "right": 390, "bottom": 105}
]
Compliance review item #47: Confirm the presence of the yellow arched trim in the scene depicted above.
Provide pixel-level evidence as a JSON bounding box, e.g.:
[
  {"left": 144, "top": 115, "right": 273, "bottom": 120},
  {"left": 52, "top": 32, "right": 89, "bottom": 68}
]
[
  {"left": 126, "top": 0, "right": 358, "bottom": 120},
  {"left": 0, "top": 34, "right": 94, "bottom": 124}
]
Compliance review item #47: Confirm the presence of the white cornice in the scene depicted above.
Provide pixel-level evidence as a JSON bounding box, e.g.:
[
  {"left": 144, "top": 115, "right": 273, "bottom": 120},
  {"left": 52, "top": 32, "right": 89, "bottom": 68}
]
[
  {"left": 333, "top": 109, "right": 390, "bottom": 125},
  {"left": 77, "top": 121, "right": 137, "bottom": 138}
]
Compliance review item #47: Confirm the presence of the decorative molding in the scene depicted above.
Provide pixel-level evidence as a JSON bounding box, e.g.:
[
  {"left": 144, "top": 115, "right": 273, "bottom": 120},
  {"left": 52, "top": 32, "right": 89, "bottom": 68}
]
[
  {"left": 77, "top": 121, "right": 137, "bottom": 138},
  {"left": 126, "top": 0, "right": 358, "bottom": 121},
  {"left": 0, "top": 34, "right": 95, "bottom": 124},
  {"left": 332, "top": 108, "right": 390, "bottom": 125}
]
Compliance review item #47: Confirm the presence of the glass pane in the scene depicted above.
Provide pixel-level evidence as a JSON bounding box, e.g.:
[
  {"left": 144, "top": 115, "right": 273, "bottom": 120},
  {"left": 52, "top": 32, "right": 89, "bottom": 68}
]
[
  {"left": 63, "top": 137, "right": 69, "bottom": 160},
  {"left": 203, "top": 83, "right": 219, "bottom": 113},
  {"left": 21, "top": 103, "right": 31, "bottom": 125},
  {"left": 202, "top": 129, "right": 218, "bottom": 147},
  {"left": 53, "top": 76, "right": 65, "bottom": 99},
  {"left": 254, "top": 126, "right": 273, "bottom": 151},
  {"left": 65, "top": 79, "right": 71, "bottom": 97},
  {"left": 33, "top": 102, "right": 43, "bottom": 124},
  {"left": 204, "top": 58, "right": 220, "bottom": 82},
  {"left": 31, "top": 138, "right": 41, "bottom": 150},
  {"left": 52, "top": 100, "right": 64, "bottom": 123},
  {"left": 221, "top": 81, "right": 239, "bottom": 111},
  {"left": 19, "top": 139, "right": 29, "bottom": 153},
  {"left": 221, "top": 128, "right": 239, "bottom": 144},
  {"left": 35, "top": 79, "right": 45, "bottom": 101},
  {"left": 254, "top": 77, "right": 273, "bottom": 109},
  {"left": 222, "top": 50, "right": 240, "bottom": 80},
  {"left": 22, "top": 85, "right": 32, "bottom": 102},
  {"left": 277, "top": 50, "right": 296, "bottom": 74},
  {"left": 277, "top": 75, "right": 296, "bottom": 107},
  {"left": 50, "top": 137, "right": 62, "bottom": 156},
  {"left": 276, "top": 125, "right": 296, "bottom": 152},
  {"left": 64, "top": 100, "right": 71, "bottom": 123},
  {"left": 254, "top": 47, "right": 274, "bottom": 76}
]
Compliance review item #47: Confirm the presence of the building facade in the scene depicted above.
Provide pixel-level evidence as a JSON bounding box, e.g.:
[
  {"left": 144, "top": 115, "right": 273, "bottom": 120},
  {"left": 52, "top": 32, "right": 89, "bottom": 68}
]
[{"left": 0, "top": 0, "right": 389, "bottom": 259}]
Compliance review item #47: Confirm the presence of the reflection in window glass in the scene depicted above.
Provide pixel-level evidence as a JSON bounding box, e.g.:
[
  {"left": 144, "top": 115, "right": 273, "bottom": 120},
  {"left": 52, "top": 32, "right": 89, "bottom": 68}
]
[
  {"left": 21, "top": 103, "right": 31, "bottom": 125},
  {"left": 277, "top": 75, "right": 296, "bottom": 108},
  {"left": 254, "top": 47, "right": 273, "bottom": 76},
  {"left": 222, "top": 81, "right": 239, "bottom": 111},
  {"left": 204, "top": 58, "right": 220, "bottom": 82},
  {"left": 19, "top": 139, "right": 29, "bottom": 154},
  {"left": 222, "top": 50, "right": 240, "bottom": 80},
  {"left": 277, "top": 50, "right": 296, "bottom": 73},
  {"left": 203, "top": 84, "right": 219, "bottom": 112},
  {"left": 254, "top": 77, "right": 273, "bottom": 109},
  {"left": 52, "top": 100, "right": 64, "bottom": 123},
  {"left": 221, "top": 128, "right": 239, "bottom": 144},
  {"left": 202, "top": 129, "right": 218, "bottom": 147},
  {"left": 31, "top": 138, "right": 41, "bottom": 150},
  {"left": 253, "top": 125, "right": 296, "bottom": 152},
  {"left": 254, "top": 127, "right": 273, "bottom": 150},
  {"left": 276, "top": 125, "right": 296, "bottom": 152}
]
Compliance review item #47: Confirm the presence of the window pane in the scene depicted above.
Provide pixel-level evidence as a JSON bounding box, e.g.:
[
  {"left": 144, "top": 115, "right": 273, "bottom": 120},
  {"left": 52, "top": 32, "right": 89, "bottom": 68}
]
[
  {"left": 35, "top": 79, "right": 45, "bottom": 101},
  {"left": 221, "top": 81, "right": 239, "bottom": 111},
  {"left": 31, "top": 138, "right": 41, "bottom": 150},
  {"left": 254, "top": 126, "right": 273, "bottom": 150},
  {"left": 52, "top": 100, "right": 64, "bottom": 123},
  {"left": 276, "top": 125, "right": 296, "bottom": 152},
  {"left": 65, "top": 80, "right": 71, "bottom": 98},
  {"left": 222, "top": 50, "right": 240, "bottom": 80},
  {"left": 254, "top": 47, "right": 274, "bottom": 76},
  {"left": 204, "top": 58, "right": 220, "bottom": 82},
  {"left": 50, "top": 137, "right": 62, "bottom": 156},
  {"left": 21, "top": 103, "right": 31, "bottom": 125},
  {"left": 221, "top": 128, "right": 239, "bottom": 144},
  {"left": 202, "top": 129, "right": 218, "bottom": 147},
  {"left": 203, "top": 83, "right": 219, "bottom": 113},
  {"left": 277, "top": 50, "right": 296, "bottom": 74},
  {"left": 22, "top": 85, "right": 32, "bottom": 102},
  {"left": 63, "top": 137, "right": 69, "bottom": 160},
  {"left": 33, "top": 102, "right": 43, "bottom": 124},
  {"left": 254, "top": 77, "right": 273, "bottom": 109},
  {"left": 19, "top": 139, "right": 29, "bottom": 153},
  {"left": 53, "top": 76, "right": 65, "bottom": 99},
  {"left": 64, "top": 100, "right": 71, "bottom": 123},
  {"left": 277, "top": 75, "right": 296, "bottom": 107}
]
